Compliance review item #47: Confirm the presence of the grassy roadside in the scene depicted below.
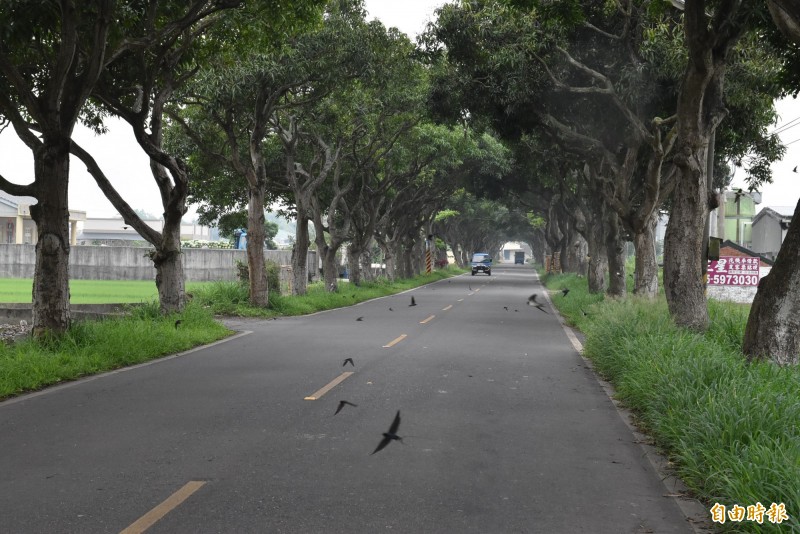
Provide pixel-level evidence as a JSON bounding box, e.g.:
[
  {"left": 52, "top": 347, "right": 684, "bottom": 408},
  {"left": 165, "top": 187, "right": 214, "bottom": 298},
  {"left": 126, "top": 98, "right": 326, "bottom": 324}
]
[
  {"left": 540, "top": 272, "right": 800, "bottom": 533},
  {"left": 191, "top": 266, "right": 466, "bottom": 317},
  {"left": 0, "top": 267, "right": 465, "bottom": 400}
]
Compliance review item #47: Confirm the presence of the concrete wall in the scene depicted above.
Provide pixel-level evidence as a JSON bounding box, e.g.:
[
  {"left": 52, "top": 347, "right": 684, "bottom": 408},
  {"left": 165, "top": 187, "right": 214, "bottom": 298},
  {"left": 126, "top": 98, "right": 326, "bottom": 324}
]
[
  {"left": 0, "top": 244, "right": 316, "bottom": 283},
  {"left": 707, "top": 266, "right": 771, "bottom": 304}
]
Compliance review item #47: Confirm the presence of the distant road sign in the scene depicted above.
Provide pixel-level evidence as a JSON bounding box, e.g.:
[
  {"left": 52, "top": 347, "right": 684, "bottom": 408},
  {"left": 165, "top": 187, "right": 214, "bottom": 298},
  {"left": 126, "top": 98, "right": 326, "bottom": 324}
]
[{"left": 707, "top": 256, "right": 760, "bottom": 286}]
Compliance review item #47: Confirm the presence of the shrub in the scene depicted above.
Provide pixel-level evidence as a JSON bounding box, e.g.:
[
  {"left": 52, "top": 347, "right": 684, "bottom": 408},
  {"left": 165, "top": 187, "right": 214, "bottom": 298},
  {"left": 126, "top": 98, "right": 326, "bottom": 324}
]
[{"left": 234, "top": 259, "right": 281, "bottom": 296}]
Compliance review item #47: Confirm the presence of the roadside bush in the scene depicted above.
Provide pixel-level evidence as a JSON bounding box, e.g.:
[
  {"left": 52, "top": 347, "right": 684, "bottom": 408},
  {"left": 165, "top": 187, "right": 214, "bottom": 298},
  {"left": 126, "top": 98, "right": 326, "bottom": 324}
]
[{"left": 234, "top": 259, "right": 281, "bottom": 295}]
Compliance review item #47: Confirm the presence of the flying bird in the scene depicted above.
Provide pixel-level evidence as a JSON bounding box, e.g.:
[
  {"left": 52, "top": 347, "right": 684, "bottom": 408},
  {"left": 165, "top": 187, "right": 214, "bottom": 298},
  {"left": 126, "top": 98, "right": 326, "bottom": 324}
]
[
  {"left": 409, "top": 296, "right": 417, "bottom": 307},
  {"left": 334, "top": 400, "right": 358, "bottom": 415},
  {"left": 793, "top": 166, "right": 798, "bottom": 173},
  {"left": 342, "top": 358, "right": 355, "bottom": 367},
  {"left": 503, "top": 306, "right": 508, "bottom": 311},
  {"left": 174, "top": 320, "right": 182, "bottom": 329},
  {"left": 371, "top": 410, "right": 403, "bottom": 455},
  {"left": 561, "top": 288, "right": 570, "bottom": 297},
  {"left": 389, "top": 307, "right": 394, "bottom": 311},
  {"left": 527, "top": 294, "right": 548, "bottom": 313},
  {"left": 356, "top": 316, "right": 364, "bottom": 321}
]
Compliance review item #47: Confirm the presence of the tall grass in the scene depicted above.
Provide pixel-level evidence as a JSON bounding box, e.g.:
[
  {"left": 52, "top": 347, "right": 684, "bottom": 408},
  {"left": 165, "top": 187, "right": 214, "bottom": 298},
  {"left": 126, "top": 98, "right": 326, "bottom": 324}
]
[
  {"left": 0, "top": 302, "right": 230, "bottom": 399},
  {"left": 542, "top": 273, "right": 800, "bottom": 533}
]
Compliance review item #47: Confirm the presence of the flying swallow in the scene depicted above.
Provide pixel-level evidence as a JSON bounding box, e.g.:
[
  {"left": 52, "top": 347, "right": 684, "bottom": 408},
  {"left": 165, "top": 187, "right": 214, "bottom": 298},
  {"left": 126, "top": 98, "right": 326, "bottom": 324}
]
[
  {"left": 409, "top": 296, "right": 417, "bottom": 306},
  {"left": 371, "top": 410, "right": 403, "bottom": 455},
  {"left": 561, "top": 288, "right": 570, "bottom": 297},
  {"left": 389, "top": 307, "right": 394, "bottom": 311},
  {"left": 503, "top": 306, "right": 508, "bottom": 311},
  {"left": 343, "top": 358, "right": 355, "bottom": 367},
  {"left": 793, "top": 166, "right": 797, "bottom": 173},
  {"left": 356, "top": 316, "right": 364, "bottom": 321},
  {"left": 527, "top": 294, "right": 548, "bottom": 313},
  {"left": 334, "top": 400, "right": 358, "bottom": 415}
]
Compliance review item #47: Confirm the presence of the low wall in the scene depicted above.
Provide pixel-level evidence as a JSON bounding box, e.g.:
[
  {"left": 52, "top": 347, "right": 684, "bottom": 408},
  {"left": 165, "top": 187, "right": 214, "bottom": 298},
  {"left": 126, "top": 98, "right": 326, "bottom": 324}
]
[
  {"left": 706, "top": 266, "right": 771, "bottom": 304},
  {"left": 0, "top": 244, "right": 316, "bottom": 283}
]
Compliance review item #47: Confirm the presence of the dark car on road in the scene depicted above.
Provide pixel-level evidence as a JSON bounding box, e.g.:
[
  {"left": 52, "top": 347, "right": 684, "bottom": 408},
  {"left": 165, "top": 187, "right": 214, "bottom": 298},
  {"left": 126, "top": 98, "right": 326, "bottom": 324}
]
[{"left": 471, "top": 253, "right": 492, "bottom": 276}]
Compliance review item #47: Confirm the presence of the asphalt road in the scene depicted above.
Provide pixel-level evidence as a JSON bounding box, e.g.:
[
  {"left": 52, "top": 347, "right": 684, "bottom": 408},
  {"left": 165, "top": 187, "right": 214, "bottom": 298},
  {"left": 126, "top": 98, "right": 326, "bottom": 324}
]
[{"left": 0, "top": 264, "right": 697, "bottom": 533}]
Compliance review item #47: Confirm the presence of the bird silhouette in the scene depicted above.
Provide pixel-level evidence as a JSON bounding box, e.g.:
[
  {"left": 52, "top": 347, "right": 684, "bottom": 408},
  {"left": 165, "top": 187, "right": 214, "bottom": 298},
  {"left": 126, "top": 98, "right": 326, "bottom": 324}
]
[
  {"left": 794, "top": 166, "right": 798, "bottom": 173},
  {"left": 356, "top": 316, "right": 364, "bottom": 321},
  {"left": 334, "top": 400, "right": 358, "bottom": 415},
  {"left": 389, "top": 307, "right": 394, "bottom": 311},
  {"left": 174, "top": 320, "right": 182, "bottom": 329},
  {"left": 371, "top": 410, "right": 403, "bottom": 455},
  {"left": 343, "top": 358, "right": 355, "bottom": 367},
  {"left": 561, "top": 288, "right": 570, "bottom": 297},
  {"left": 527, "top": 294, "right": 548, "bottom": 313},
  {"left": 409, "top": 296, "right": 417, "bottom": 306},
  {"left": 503, "top": 306, "right": 508, "bottom": 311}
]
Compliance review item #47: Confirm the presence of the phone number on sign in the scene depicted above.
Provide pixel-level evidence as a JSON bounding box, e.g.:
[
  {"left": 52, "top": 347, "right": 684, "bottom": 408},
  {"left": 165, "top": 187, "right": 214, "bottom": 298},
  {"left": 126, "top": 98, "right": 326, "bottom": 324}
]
[{"left": 709, "top": 274, "right": 758, "bottom": 286}]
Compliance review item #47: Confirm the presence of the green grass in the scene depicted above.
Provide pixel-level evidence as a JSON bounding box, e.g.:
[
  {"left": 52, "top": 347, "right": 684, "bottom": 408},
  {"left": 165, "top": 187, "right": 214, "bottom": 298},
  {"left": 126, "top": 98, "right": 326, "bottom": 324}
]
[
  {"left": 0, "top": 278, "right": 216, "bottom": 304},
  {"left": 0, "top": 267, "right": 465, "bottom": 400},
  {"left": 541, "top": 273, "right": 800, "bottom": 533},
  {"left": 0, "top": 301, "right": 230, "bottom": 400},
  {"left": 191, "top": 266, "right": 467, "bottom": 317}
]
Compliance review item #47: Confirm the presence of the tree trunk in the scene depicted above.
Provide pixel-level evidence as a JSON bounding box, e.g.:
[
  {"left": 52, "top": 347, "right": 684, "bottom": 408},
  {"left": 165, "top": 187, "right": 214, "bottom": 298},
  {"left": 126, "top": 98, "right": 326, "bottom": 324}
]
[
  {"left": 664, "top": 141, "right": 709, "bottom": 330},
  {"left": 361, "top": 244, "right": 376, "bottom": 281},
  {"left": 246, "top": 186, "right": 268, "bottom": 307},
  {"left": 742, "top": 198, "right": 800, "bottom": 365},
  {"left": 292, "top": 216, "right": 310, "bottom": 295},
  {"left": 633, "top": 212, "right": 659, "bottom": 298},
  {"left": 606, "top": 210, "right": 626, "bottom": 298},
  {"left": 347, "top": 242, "right": 362, "bottom": 286},
  {"left": 320, "top": 244, "right": 340, "bottom": 292},
  {"left": 586, "top": 201, "right": 607, "bottom": 293},
  {"left": 451, "top": 242, "right": 464, "bottom": 267},
  {"left": 153, "top": 219, "right": 185, "bottom": 314},
  {"left": 383, "top": 244, "right": 397, "bottom": 281},
  {"left": 30, "top": 143, "right": 71, "bottom": 336}
]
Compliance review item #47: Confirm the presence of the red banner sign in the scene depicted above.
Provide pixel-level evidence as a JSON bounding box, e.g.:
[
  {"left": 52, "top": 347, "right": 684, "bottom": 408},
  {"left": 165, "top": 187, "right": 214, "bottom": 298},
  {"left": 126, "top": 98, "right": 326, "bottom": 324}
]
[{"left": 707, "top": 256, "right": 760, "bottom": 286}]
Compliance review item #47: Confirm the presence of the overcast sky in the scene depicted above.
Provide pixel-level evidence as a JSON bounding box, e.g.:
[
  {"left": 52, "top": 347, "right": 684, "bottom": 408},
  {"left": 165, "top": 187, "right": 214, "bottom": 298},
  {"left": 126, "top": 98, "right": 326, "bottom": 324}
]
[{"left": 0, "top": 1, "right": 797, "bottom": 219}]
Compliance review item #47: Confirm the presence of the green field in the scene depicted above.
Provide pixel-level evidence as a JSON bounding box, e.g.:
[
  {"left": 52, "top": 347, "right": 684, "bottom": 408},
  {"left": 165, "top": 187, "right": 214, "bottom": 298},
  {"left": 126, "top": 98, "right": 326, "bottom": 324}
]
[{"left": 0, "top": 278, "right": 214, "bottom": 304}]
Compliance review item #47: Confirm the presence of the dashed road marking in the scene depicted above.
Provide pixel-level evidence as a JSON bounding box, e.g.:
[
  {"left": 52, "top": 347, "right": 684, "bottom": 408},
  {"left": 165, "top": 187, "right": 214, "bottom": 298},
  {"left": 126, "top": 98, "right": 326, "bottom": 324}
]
[
  {"left": 304, "top": 372, "right": 354, "bottom": 400},
  {"left": 120, "top": 481, "right": 206, "bottom": 534},
  {"left": 383, "top": 334, "right": 407, "bottom": 348}
]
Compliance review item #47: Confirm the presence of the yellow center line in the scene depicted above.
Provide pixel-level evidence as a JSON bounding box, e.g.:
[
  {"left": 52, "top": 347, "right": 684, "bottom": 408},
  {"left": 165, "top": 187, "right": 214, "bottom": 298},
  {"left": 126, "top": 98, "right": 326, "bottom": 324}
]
[
  {"left": 383, "top": 334, "right": 407, "bottom": 348},
  {"left": 442, "top": 305, "right": 453, "bottom": 311},
  {"left": 420, "top": 315, "right": 435, "bottom": 324},
  {"left": 304, "top": 372, "right": 354, "bottom": 400},
  {"left": 120, "top": 481, "right": 206, "bottom": 534}
]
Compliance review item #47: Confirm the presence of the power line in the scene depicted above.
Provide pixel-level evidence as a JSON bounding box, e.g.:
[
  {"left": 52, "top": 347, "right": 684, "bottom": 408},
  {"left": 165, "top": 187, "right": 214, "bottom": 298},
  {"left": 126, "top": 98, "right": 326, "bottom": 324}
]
[
  {"left": 784, "top": 136, "right": 800, "bottom": 146},
  {"left": 772, "top": 115, "right": 800, "bottom": 135}
]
